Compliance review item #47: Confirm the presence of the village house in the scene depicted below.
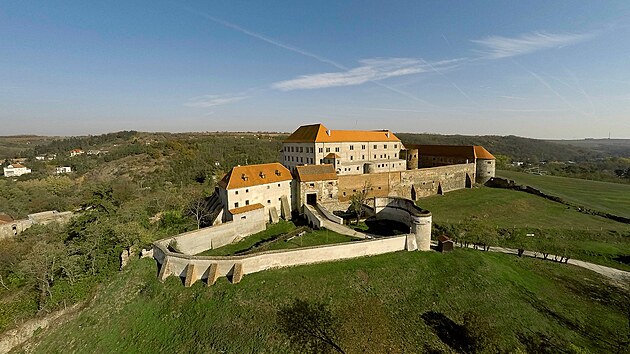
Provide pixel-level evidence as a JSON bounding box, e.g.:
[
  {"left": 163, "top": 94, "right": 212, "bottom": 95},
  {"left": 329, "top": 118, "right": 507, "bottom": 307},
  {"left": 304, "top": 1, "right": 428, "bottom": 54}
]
[
  {"left": 70, "top": 149, "right": 84, "bottom": 157},
  {"left": 3, "top": 163, "right": 32, "bottom": 177},
  {"left": 55, "top": 166, "right": 72, "bottom": 174}
]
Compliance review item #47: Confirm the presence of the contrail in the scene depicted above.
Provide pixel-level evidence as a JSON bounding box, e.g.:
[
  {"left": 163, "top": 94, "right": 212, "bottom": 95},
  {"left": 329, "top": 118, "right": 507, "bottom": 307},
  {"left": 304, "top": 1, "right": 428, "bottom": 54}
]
[{"left": 183, "top": 6, "right": 439, "bottom": 107}]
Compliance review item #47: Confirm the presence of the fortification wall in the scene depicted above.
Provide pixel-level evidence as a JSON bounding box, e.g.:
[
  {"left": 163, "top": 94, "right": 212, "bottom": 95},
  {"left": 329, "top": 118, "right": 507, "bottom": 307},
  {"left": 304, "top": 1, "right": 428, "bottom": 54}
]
[
  {"left": 154, "top": 235, "right": 408, "bottom": 285},
  {"left": 165, "top": 207, "right": 266, "bottom": 255},
  {"left": 476, "top": 159, "right": 495, "bottom": 183},
  {"left": 0, "top": 211, "right": 74, "bottom": 240},
  {"left": 337, "top": 163, "right": 475, "bottom": 201}
]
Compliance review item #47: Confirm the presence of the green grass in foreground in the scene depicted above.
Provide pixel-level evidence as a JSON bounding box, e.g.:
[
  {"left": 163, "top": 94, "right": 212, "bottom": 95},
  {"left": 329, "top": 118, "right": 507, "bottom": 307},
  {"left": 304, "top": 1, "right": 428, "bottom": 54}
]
[
  {"left": 21, "top": 251, "right": 629, "bottom": 353},
  {"left": 498, "top": 170, "right": 630, "bottom": 218},
  {"left": 198, "top": 220, "right": 358, "bottom": 256},
  {"left": 419, "top": 187, "right": 630, "bottom": 271}
]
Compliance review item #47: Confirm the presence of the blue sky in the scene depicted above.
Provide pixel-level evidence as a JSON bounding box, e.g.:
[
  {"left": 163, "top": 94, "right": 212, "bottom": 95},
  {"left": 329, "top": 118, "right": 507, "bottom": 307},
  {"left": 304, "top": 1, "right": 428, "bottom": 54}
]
[{"left": 1, "top": 1, "right": 630, "bottom": 138}]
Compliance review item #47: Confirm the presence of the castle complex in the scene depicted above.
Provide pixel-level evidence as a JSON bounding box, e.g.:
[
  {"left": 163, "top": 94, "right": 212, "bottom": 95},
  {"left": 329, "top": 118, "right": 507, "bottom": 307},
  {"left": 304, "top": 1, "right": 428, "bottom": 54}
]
[
  {"left": 207, "top": 123, "right": 496, "bottom": 226},
  {"left": 152, "top": 123, "right": 496, "bottom": 286}
]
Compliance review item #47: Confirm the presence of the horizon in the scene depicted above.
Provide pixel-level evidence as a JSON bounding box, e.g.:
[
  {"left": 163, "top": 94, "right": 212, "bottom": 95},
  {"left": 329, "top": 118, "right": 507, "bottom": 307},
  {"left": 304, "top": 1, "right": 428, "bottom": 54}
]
[{"left": 2, "top": 1, "right": 630, "bottom": 138}]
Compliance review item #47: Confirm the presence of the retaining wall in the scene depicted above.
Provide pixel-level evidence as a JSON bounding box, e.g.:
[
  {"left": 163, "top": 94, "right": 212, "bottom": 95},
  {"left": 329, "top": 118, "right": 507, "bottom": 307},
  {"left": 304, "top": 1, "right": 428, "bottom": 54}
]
[
  {"left": 153, "top": 235, "right": 408, "bottom": 286},
  {"left": 162, "top": 207, "right": 266, "bottom": 255},
  {"left": 316, "top": 203, "right": 344, "bottom": 224}
]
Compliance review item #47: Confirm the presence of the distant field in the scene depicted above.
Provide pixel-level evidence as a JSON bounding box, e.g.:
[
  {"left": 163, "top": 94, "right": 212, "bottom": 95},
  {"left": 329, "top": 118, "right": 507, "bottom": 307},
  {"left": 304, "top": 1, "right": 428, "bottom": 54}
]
[
  {"left": 23, "top": 251, "right": 629, "bottom": 353},
  {"left": 418, "top": 187, "right": 630, "bottom": 270},
  {"left": 497, "top": 170, "right": 630, "bottom": 218}
]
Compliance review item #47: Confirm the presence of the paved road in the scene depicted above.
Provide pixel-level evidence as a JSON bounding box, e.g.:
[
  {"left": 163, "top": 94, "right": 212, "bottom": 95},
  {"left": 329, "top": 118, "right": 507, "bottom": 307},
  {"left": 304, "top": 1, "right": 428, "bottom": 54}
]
[{"left": 437, "top": 241, "right": 630, "bottom": 286}]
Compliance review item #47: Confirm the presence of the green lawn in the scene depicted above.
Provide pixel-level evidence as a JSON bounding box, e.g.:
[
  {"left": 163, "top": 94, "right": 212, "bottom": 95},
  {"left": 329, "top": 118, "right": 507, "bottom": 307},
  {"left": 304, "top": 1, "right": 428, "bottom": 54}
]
[
  {"left": 497, "top": 170, "right": 630, "bottom": 218},
  {"left": 198, "top": 220, "right": 359, "bottom": 256},
  {"left": 419, "top": 187, "right": 630, "bottom": 271},
  {"left": 21, "top": 251, "right": 629, "bottom": 353}
]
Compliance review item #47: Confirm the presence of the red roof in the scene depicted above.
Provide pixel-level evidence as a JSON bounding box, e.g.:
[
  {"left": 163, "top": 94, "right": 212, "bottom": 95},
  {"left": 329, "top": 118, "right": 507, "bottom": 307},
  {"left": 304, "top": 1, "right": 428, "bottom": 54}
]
[
  {"left": 229, "top": 203, "right": 264, "bottom": 215},
  {"left": 285, "top": 123, "right": 401, "bottom": 143},
  {"left": 406, "top": 144, "right": 495, "bottom": 160},
  {"left": 296, "top": 164, "right": 338, "bottom": 182},
  {"left": 218, "top": 163, "right": 292, "bottom": 190}
]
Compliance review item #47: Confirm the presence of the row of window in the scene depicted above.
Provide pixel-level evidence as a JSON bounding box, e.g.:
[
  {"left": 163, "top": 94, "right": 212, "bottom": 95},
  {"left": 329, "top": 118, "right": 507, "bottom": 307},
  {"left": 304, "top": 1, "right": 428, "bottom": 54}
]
[
  {"left": 284, "top": 156, "right": 314, "bottom": 164},
  {"left": 284, "top": 146, "right": 314, "bottom": 153},
  {"left": 234, "top": 197, "right": 282, "bottom": 209},
  {"left": 234, "top": 183, "right": 284, "bottom": 195},
  {"left": 286, "top": 144, "right": 399, "bottom": 154}
]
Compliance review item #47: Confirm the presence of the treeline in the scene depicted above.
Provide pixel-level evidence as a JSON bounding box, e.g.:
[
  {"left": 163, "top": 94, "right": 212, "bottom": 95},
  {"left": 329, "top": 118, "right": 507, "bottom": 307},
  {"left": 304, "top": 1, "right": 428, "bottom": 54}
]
[{"left": 397, "top": 133, "right": 603, "bottom": 162}]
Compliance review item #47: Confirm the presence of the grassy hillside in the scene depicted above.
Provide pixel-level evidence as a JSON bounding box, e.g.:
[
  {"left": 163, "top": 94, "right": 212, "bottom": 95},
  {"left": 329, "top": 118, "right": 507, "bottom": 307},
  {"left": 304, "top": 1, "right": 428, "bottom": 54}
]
[
  {"left": 497, "top": 170, "right": 630, "bottom": 218},
  {"left": 419, "top": 187, "right": 630, "bottom": 271},
  {"left": 18, "top": 251, "right": 629, "bottom": 353},
  {"left": 549, "top": 138, "right": 630, "bottom": 157}
]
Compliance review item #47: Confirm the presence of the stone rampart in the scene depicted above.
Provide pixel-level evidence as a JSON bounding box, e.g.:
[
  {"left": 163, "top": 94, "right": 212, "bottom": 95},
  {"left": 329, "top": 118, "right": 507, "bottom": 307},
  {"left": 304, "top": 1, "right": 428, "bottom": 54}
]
[
  {"left": 0, "top": 211, "right": 73, "bottom": 240},
  {"left": 153, "top": 235, "right": 408, "bottom": 286},
  {"left": 337, "top": 163, "right": 475, "bottom": 202},
  {"left": 162, "top": 207, "right": 266, "bottom": 255}
]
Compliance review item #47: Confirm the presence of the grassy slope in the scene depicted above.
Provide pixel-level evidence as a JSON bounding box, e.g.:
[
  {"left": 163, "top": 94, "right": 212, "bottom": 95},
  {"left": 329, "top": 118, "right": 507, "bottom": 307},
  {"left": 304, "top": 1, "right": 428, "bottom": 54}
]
[
  {"left": 419, "top": 187, "right": 630, "bottom": 271},
  {"left": 21, "top": 251, "right": 629, "bottom": 353},
  {"left": 198, "top": 221, "right": 359, "bottom": 256},
  {"left": 497, "top": 170, "right": 630, "bottom": 218}
]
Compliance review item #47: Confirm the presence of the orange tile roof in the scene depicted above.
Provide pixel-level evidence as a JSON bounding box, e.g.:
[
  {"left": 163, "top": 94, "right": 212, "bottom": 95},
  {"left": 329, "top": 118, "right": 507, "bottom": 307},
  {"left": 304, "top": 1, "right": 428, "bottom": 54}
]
[
  {"left": 285, "top": 123, "right": 401, "bottom": 143},
  {"left": 8, "top": 164, "right": 26, "bottom": 168},
  {"left": 0, "top": 213, "right": 13, "bottom": 224},
  {"left": 473, "top": 145, "right": 495, "bottom": 159},
  {"left": 324, "top": 153, "right": 340, "bottom": 159},
  {"left": 406, "top": 144, "right": 494, "bottom": 160},
  {"left": 218, "top": 162, "right": 292, "bottom": 190},
  {"left": 296, "top": 164, "right": 338, "bottom": 182},
  {"left": 229, "top": 203, "right": 264, "bottom": 215}
]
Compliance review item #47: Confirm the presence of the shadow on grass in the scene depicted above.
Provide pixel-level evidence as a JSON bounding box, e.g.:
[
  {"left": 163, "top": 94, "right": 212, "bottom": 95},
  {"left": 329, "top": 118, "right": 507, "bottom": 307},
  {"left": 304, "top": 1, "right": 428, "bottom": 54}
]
[{"left": 421, "top": 311, "right": 472, "bottom": 353}]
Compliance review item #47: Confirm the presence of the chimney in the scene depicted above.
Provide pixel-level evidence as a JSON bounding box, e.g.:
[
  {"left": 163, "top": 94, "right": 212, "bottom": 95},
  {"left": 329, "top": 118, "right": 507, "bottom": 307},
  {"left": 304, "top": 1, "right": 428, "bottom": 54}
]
[
  {"left": 386, "top": 131, "right": 390, "bottom": 138},
  {"left": 326, "top": 129, "right": 331, "bottom": 136}
]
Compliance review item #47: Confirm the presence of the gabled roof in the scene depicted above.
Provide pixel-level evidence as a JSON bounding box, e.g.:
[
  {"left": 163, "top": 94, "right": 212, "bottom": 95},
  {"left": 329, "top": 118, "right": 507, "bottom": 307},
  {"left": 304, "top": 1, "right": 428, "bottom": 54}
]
[
  {"left": 406, "top": 144, "right": 495, "bottom": 160},
  {"left": 218, "top": 162, "right": 292, "bottom": 190},
  {"left": 0, "top": 213, "right": 13, "bottom": 224},
  {"left": 285, "top": 123, "right": 401, "bottom": 143},
  {"left": 324, "top": 153, "right": 340, "bottom": 159},
  {"left": 229, "top": 203, "right": 264, "bottom": 215},
  {"left": 296, "top": 164, "right": 338, "bottom": 182},
  {"left": 473, "top": 146, "right": 495, "bottom": 160},
  {"left": 6, "top": 164, "right": 26, "bottom": 169}
]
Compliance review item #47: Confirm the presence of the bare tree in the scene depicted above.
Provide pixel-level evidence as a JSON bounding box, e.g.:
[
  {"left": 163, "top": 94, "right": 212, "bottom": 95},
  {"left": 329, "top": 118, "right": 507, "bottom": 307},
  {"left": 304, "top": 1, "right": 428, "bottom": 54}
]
[
  {"left": 187, "top": 195, "right": 211, "bottom": 229},
  {"left": 349, "top": 182, "right": 370, "bottom": 225}
]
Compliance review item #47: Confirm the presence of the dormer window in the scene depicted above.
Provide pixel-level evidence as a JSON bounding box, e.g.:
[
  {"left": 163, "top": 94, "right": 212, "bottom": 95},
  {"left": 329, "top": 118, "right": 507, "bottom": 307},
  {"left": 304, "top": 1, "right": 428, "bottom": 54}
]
[
  {"left": 241, "top": 173, "right": 248, "bottom": 181},
  {"left": 275, "top": 169, "right": 281, "bottom": 176},
  {"left": 260, "top": 172, "right": 266, "bottom": 178}
]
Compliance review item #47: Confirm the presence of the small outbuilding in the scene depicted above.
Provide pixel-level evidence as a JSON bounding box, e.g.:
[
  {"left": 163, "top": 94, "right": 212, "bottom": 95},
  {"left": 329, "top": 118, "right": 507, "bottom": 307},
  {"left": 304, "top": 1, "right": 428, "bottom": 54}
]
[{"left": 437, "top": 235, "right": 454, "bottom": 253}]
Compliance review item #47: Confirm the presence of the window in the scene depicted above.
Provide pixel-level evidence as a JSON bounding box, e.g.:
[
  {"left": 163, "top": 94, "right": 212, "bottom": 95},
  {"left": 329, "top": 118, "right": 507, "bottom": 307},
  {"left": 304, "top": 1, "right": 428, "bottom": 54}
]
[
  {"left": 291, "top": 147, "right": 294, "bottom": 152},
  {"left": 487, "top": 161, "right": 492, "bottom": 164},
  {"left": 362, "top": 155, "right": 365, "bottom": 159},
  {"left": 241, "top": 215, "right": 247, "bottom": 220},
  {"left": 374, "top": 155, "right": 377, "bottom": 159},
  {"left": 373, "top": 144, "right": 377, "bottom": 149},
  {"left": 326, "top": 147, "right": 330, "bottom": 152},
  {"left": 335, "top": 147, "right": 340, "bottom": 152},
  {"left": 300, "top": 157, "right": 303, "bottom": 163},
  {"left": 362, "top": 145, "right": 366, "bottom": 149},
  {"left": 267, "top": 185, "right": 270, "bottom": 189},
  {"left": 310, "top": 183, "right": 315, "bottom": 187},
  {"left": 394, "top": 144, "right": 398, "bottom": 149},
  {"left": 278, "top": 183, "right": 281, "bottom": 187},
  {"left": 300, "top": 147, "right": 303, "bottom": 153},
  {"left": 350, "top": 145, "right": 354, "bottom": 150},
  {"left": 234, "top": 202, "right": 239, "bottom": 208},
  {"left": 320, "top": 159, "right": 323, "bottom": 163},
  {"left": 246, "top": 189, "right": 249, "bottom": 193},
  {"left": 350, "top": 156, "right": 353, "bottom": 160},
  {"left": 343, "top": 192, "right": 346, "bottom": 196},
  {"left": 267, "top": 200, "right": 271, "bottom": 204},
  {"left": 384, "top": 144, "right": 387, "bottom": 149},
  {"left": 394, "top": 153, "right": 397, "bottom": 157},
  {"left": 235, "top": 190, "right": 239, "bottom": 195},
  {"left": 319, "top": 148, "right": 323, "bottom": 153},
  {"left": 357, "top": 167, "right": 360, "bottom": 170},
  {"left": 245, "top": 200, "right": 249, "bottom": 205},
  {"left": 329, "top": 194, "right": 333, "bottom": 198},
  {"left": 328, "top": 182, "right": 334, "bottom": 185}
]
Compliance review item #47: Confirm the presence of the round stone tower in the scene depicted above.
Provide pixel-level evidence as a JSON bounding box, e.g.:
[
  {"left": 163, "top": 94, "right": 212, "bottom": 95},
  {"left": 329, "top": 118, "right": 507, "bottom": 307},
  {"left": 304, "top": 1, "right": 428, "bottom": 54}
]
[
  {"left": 475, "top": 158, "right": 496, "bottom": 184},
  {"left": 406, "top": 149, "right": 419, "bottom": 170}
]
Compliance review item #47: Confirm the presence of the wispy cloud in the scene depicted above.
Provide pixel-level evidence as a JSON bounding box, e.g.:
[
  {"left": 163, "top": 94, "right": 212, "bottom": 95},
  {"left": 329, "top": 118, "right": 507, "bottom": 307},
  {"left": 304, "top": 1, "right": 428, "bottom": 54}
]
[
  {"left": 272, "top": 58, "right": 461, "bottom": 91},
  {"left": 472, "top": 31, "right": 595, "bottom": 59},
  {"left": 184, "top": 94, "right": 248, "bottom": 108}
]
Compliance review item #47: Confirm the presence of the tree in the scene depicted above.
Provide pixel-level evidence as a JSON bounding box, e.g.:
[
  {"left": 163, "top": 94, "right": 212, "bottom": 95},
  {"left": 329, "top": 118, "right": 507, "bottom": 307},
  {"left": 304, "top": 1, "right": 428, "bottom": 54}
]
[
  {"left": 349, "top": 182, "right": 370, "bottom": 225},
  {"left": 277, "top": 299, "right": 345, "bottom": 354},
  {"left": 186, "top": 194, "right": 212, "bottom": 229}
]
